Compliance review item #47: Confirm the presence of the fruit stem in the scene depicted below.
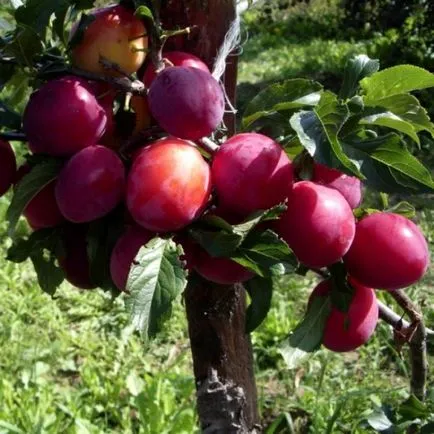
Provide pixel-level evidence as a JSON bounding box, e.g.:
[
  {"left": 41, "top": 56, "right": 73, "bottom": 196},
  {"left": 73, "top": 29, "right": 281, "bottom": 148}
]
[
  {"left": 161, "top": 25, "right": 198, "bottom": 41},
  {"left": 0, "top": 131, "right": 27, "bottom": 141},
  {"left": 198, "top": 137, "right": 220, "bottom": 155},
  {"left": 387, "top": 290, "right": 428, "bottom": 401},
  {"left": 69, "top": 67, "right": 147, "bottom": 96}
]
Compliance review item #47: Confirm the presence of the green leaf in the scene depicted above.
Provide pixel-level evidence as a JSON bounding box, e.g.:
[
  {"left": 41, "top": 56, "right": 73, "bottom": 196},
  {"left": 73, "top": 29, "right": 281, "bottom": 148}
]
[
  {"left": 4, "top": 24, "right": 43, "bottom": 66},
  {"left": 134, "top": 5, "right": 153, "bottom": 21},
  {"left": 7, "top": 158, "right": 64, "bottom": 236},
  {"left": 30, "top": 252, "right": 64, "bottom": 296},
  {"left": 343, "top": 133, "right": 434, "bottom": 193},
  {"left": 362, "top": 65, "right": 434, "bottom": 103},
  {"left": 398, "top": 395, "right": 431, "bottom": 420},
  {"left": 245, "top": 277, "right": 273, "bottom": 333},
  {"left": 360, "top": 109, "right": 420, "bottom": 145},
  {"left": 328, "top": 263, "right": 355, "bottom": 314},
  {"left": 339, "top": 54, "right": 380, "bottom": 100},
  {"left": 364, "top": 94, "right": 434, "bottom": 138},
  {"left": 265, "top": 413, "right": 295, "bottom": 434},
  {"left": 190, "top": 204, "right": 287, "bottom": 258},
  {"left": 279, "top": 295, "right": 331, "bottom": 369},
  {"left": 386, "top": 201, "right": 416, "bottom": 219},
  {"left": 126, "top": 238, "right": 187, "bottom": 341},
  {"left": 231, "top": 230, "right": 298, "bottom": 278},
  {"left": 242, "top": 79, "right": 323, "bottom": 130},
  {"left": 15, "top": 0, "right": 69, "bottom": 36},
  {"left": 290, "top": 91, "right": 362, "bottom": 177},
  {"left": 68, "top": 13, "right": 95, "bottom": 49},
  {"left": 7, "top": 228, "right": 64, "bottom": 263},
  {"left": 87, "top": 213, "right": 125, "bottom": 292},
  {"left": 0, "top": 100, "right": 21, "bottom": 129}
]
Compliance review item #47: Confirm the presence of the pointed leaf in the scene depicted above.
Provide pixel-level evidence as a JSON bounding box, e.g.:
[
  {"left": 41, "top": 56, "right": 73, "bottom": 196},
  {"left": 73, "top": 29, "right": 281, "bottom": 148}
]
[
  {"left": 366, "top": 408, "right": 394, "bottom": 431},
  {"left": 231, "top": 230, "right": 298, "bottom": 278},
  {"left": 360, "top": 110, "right": 420, "bottom": 145},
  {"left": 339, "top": 54, "right": 380, "bottom": 100},
  {"left": 7, "top": 158, "right": 64, "bottom": 236},
  {"left": 279, "top": 295, "right": 331, "bottom": 369},
  {"left": 242, "top": 79, "right": 323, "bottom": 129},
  {"left": 365, "top": 93, "right": 434, "bottom": 138},
  {"left": 245, "top": 277, "right": 273, "bottom": 333},
  {"left": 126, "top": 238, "right": 187, "bottom": 341},
  {"left": 362, "top": 65, "right": 434, "bottom": 103},
  {"left": 290, "top": 92, "right": 362, "bottom": 177},
  {"left": 30, "top": 252, "right": 64, "bottom": 296}
]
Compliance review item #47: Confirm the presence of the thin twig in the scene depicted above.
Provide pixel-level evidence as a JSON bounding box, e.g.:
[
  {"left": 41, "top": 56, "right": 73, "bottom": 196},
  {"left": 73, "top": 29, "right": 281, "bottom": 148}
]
[
  {"left": 0, "top": 131, "right": 27, "bottom": 141},
  {"left": 69, "top": 67, "right": 147, "bottom": 96},
  {"left": 388, "top": 290, "right": 428, "bottom": 401}
]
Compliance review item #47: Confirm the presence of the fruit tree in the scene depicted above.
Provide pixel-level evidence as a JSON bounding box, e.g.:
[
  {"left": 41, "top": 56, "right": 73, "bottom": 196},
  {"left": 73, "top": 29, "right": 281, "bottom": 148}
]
[{"left": 0, "top": 0, "right": 433, "bottom": 432}]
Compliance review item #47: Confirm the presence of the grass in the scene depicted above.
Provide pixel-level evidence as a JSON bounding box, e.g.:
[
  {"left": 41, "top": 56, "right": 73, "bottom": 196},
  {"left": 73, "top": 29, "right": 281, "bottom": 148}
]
[{"left": 1, "top": 1, "right": 434, "bottom": 432}]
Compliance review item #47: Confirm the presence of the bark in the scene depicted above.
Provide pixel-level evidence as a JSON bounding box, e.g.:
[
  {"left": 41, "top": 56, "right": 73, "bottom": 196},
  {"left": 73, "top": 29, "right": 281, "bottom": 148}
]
[{"left": 160, "top": 1, "right": 260, "bottom": 432}]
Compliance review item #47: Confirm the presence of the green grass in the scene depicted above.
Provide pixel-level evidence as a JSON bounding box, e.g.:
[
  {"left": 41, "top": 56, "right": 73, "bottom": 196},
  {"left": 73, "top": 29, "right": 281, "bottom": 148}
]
[{"left": 1, "top": 1, "right": 434, "bottom": 432}]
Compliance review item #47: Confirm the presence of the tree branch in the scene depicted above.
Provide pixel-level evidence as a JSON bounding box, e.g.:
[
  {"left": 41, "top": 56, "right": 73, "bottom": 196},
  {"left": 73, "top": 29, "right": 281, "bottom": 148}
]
[
  {"left": 69, "top": 67, "right": 147, "bottom": 96},
  {"left": 384, "top": 290, "right": 428, "bottom": 401},
  {"left": 0, "top": 131, "right": 27, "bottom": 141}
]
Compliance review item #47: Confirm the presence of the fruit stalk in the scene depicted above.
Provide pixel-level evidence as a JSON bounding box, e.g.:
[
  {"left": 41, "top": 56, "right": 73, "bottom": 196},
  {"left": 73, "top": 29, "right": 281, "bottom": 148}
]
[{"left": 160, "top": 0, "right": 260, "bottom": 431}]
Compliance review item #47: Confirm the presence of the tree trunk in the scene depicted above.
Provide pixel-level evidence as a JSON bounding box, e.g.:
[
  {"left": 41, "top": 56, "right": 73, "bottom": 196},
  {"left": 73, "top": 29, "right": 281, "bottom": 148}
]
[{"left": 160, "top": 1, "right": 260, "bottom": 432}]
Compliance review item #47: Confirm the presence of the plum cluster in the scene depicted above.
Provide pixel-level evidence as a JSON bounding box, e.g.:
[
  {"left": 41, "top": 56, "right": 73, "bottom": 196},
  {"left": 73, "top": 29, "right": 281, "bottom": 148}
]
[{"left": 0, "top": 3, "right": 430, "bottom": 355}]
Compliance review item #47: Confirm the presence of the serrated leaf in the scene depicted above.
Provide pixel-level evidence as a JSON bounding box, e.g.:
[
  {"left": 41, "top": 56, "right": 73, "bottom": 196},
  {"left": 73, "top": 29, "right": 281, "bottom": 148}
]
[
  {"left": 190, "top": 204, "right": 287, "bottom": 258},
  {"left": 362, "top": 65, "right": 434, "bottom": 103},
  {"left": 386, "top": 201, "right": 416, "bottom": 219},
  {"left": 398, "top": 395, "right": 430, "bottom": 420},
  {"left": 343, "top": 133, "right": 434, "bottom": 193},
  {"left": 360, "top": 109, "right": 420, "bottom": 145},
  {"left": 340, "top": 54, "right": 380, "bottom": 100},
  {"left": 242, "top": 79, "right": 323, "bottom": 130},
  {"left": 7, "top": 158, "right": 64, "bottom": 236},
  {"left": 365, "top": 93, "right": 434, "bottom": 138},
  {"left": 245, "top": 277, "right": 273, "bottom": 333},
  {"left": 231, "top": 230, "right": 298, "bottom": 278},
  {"left": 126, "top": 238, "right": 187, "bottom": 341},
  {"left": 30, "top": 252, "right": 64, "bottom": 296},
  {"left": 4, "top": 24, "right": 43, "bottom": 66},
  {"left": 279, "top": 295, "right": 331, "bottom": 369},
  {"left": 15, "top": 0, "right": 69, "bottom": 36},
  {"left": 7, "top": 228, "right": 63, "bottom": 263},
  {"left": 290, "top": 91, "right": 362, "bottom": 177}
]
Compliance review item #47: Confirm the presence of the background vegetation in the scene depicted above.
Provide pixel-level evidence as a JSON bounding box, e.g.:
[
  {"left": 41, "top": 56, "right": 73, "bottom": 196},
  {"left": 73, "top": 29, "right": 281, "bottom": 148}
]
[{"left": 0, "top": 0, "right": 433, "bottom": 432}]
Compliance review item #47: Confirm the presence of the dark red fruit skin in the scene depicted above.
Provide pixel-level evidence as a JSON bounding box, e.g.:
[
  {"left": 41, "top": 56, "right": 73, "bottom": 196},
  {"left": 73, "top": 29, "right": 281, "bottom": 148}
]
[
  {"left": 23, "top": 76, "right": 107, "bottom": 156},
  {"left": 184, "top": 241, "right": 254, "bottom": 285},
  {"left": 127, "top": 138, "right": 211, "bottom": 232},
  {"left": 58, "top": 225, "right": 96, "bottom": 290},
  {"left": 275, "top": 181, "right": 356, "bottom": 268},
  {"left": 148, "top": 66, "right": 225, "bottom": 140},
  {"left": 143, "top": 51, "right": 210, "bottom": 87},
  {"left": 312, "top": 163, "right": 362, "bottom": 209},
  {"left": 110, "top": 225, "right": 154, "bottom": 291},
  {"left": 55, "top": 145, "right": 125, "bottom": 223},
  {"left": 0, "top": 139, "right": 16, "bottom": 197},
  {"left": 344, "top": 212, "right": 430, "bottom": 290},
  {"left": 212, "top": 133, "right": 294, "bottom": 217},
  {"left": 309, "top": 278, "right": 378, "bottom": 352}
]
